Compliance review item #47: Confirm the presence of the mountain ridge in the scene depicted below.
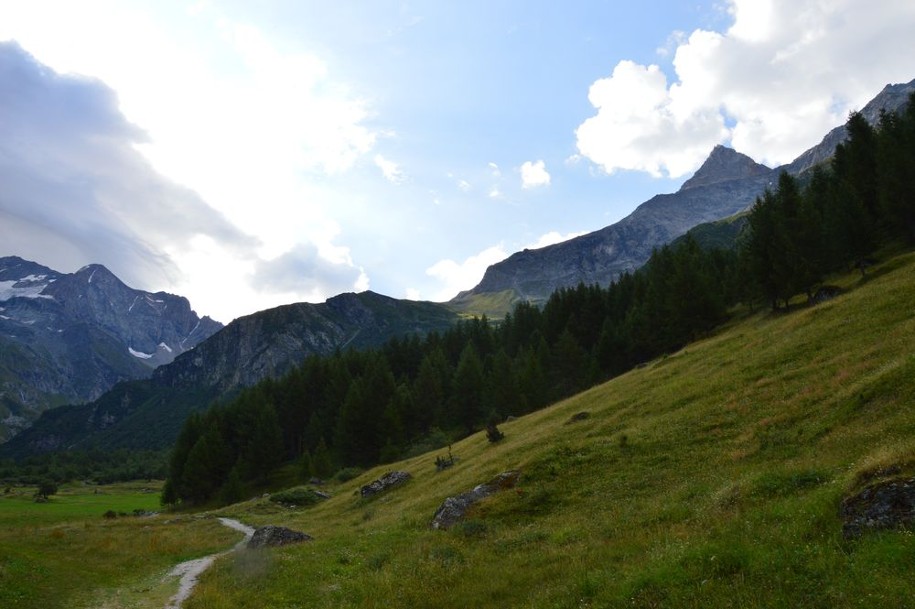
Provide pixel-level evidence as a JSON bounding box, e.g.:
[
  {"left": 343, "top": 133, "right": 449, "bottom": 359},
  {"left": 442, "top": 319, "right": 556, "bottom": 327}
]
[
  {"left": 453, "top": 78, "right": 915, "bottom": 313},
  {"left": 0, "top": 289, "right": 458, "bottom": 456},
  {"left": 0, "top": 255, "right": 222, "bottom": 441}
]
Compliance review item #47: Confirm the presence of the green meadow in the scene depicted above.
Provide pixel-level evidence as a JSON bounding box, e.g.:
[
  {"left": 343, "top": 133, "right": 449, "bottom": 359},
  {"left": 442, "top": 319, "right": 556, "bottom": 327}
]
[
  {"left": 3, "top": 251, "right": 915, "bottom": 608},
  {"left": 0, "top": 481, "right": 239, "bottom": 609},
  {"left": 191, "top": 251, "right": 915, "bottom": 608}
]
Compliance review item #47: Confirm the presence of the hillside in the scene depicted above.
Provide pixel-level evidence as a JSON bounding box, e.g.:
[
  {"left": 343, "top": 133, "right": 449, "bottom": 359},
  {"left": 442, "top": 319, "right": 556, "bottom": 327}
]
[
  {"left": 0, "top": 291, "right": 458, "bottom": 457},
  {"left": 182, "top": 251, "right": 915, "bottom": 608}
]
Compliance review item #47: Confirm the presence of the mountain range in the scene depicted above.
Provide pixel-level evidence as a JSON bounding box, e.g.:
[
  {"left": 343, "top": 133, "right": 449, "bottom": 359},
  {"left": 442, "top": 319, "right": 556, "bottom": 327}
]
[
  {"left": 2, "top": 77, "right": 912, "bottom": 458},
  {"left": 0, "top": 289, "right": 457, "bottom": 457},
  {"left": 0, "top": 256, "right": 221, "bottom": 441}
]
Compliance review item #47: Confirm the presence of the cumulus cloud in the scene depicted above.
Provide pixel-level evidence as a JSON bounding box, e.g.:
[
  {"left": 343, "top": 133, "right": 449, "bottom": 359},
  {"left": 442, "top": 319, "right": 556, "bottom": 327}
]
[
  {"left": 251, "top": 243, "right": 369, "bottom": 299},
  {"left": 576, "top": 0, "right": 915, "bottom": 177},
  {"left": 424, "top": 245, "right": 509, "bottom": 301},
  {"left": 520, "top": 160, "right": 551, "bottom": 189},
  {"left": 0, "top": 41, "right": 257, "bottom": 292},
  {"left": 374, "top": 154, "right": 405, "bottom": 184}
]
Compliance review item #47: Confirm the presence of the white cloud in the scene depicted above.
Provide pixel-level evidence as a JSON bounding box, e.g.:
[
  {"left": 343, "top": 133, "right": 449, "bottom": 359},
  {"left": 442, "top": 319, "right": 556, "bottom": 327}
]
[
  {"left": 374, "top": 154, "right": 405, "bottom": 184},
  {"left": 424, "top": 245, "right": 509, "bottom": 301},
  {"left": 458, "top": 179, "right": 472, "bottom": 192},
  {"left": 576, "top": 0, "right": 915, "bottom": 177},
  {"left": 488, "top": 187, "right": 503, "bottom": 199},
  {"left": 520, "top": 160, "right": 551, "bottom": 189},
  {"left": 488, "top": 162, "right": 501, "bottom": 178}
]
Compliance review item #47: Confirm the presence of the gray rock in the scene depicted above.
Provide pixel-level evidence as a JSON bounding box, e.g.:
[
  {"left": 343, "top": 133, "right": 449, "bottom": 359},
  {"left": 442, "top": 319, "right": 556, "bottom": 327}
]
[
  {"left": 247, "top": 525, "right": 313, "bottom": 548},
  {"left": 431, "top": 470, "right": 521, "bottom": 530},
  {"left": 361, "top": 471, "right": 412, "bottom": 499},
  {"left": 566, "top": 411, "right": 591, "bottom": 424},
  {"left": 841, "top": 477, "right": 915, "bottom": 539}
]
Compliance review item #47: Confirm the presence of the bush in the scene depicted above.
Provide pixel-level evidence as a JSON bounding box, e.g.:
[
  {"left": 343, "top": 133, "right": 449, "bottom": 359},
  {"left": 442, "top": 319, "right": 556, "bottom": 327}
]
[
  {"left": 34, "top": 480, "right": 58, "bottom": 501},
  {"left": 269, "top": 486, "right": 326, "bottom": 507},
  {"left": 486, "top": 422, "right": 505, "bottom": 443}
]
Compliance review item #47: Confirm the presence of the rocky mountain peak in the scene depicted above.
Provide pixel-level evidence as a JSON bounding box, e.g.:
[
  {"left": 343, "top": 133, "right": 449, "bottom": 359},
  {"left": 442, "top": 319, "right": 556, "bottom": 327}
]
[
  {"left": 0, "top": 255, "right": 223, "bottom": 442},
  {"left": 679, "top": 145, "right": 771, "bottom": 192}
]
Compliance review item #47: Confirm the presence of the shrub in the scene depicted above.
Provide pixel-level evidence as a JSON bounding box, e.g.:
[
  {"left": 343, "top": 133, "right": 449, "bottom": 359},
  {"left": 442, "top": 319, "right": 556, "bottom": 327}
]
[
  {"left": 269, "top": 486, "right": 326, "bottom": 507},
  {"left": 486, "top": 422, "right": 505, "bottom": 443}
]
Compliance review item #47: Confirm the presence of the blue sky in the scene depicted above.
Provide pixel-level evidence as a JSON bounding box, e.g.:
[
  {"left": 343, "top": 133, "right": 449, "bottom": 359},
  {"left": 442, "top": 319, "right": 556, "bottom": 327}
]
[{"left": 1, "top": 1, "right": 914, "bottom": 322}]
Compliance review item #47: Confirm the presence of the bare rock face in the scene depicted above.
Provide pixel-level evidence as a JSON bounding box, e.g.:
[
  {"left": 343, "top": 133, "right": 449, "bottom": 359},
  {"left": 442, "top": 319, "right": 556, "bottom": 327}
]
[
  {"left": 0, "top": 256, "right": 221, "bottom": 442},
  {"left": 247, "top": 525, "right": 313, "bottom": 549},
  {"left": 452, "top": 151, "right": 775, "bottom": 308},
  {"left": 360, "top": 471, "right": 412, "bottom": 499},
  {"left": 841, "top": 477, "right": 915, "bottom": 539},
  {"left": 430, "top": 470, "right": 521, "bottom": 530}
]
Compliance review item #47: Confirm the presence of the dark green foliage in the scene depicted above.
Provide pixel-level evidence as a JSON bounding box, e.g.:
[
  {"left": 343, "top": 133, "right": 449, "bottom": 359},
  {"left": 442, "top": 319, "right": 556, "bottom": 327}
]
[
  {"left": 269, "top": 486, "right": 326, "bottom": 507},
  {"left": 486, "top": 422, "right": 505, "bottom": 443},
  {"left": 34, "top": 480, "right": 57, "bottom": 500},
  {"left": 741, "top": 96, "right": 915, "bottom": 308}
]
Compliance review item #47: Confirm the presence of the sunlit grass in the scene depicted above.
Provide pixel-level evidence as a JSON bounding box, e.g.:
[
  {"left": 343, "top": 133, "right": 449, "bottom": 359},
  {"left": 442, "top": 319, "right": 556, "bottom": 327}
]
[{"left": 189, "top": 252, "right": 915, "bottom": 608}]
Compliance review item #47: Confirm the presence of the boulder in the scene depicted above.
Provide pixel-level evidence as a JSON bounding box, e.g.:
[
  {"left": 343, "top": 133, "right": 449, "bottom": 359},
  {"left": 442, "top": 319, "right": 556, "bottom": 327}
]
[
  {"left": 360, "top": 471, "right": 412, "bottom": 499},
  {"left": 247, "top": 525, "right": 313, "bottom": 549},
  {"left": 430, "top": 470, "right": 521, "bottom": 530},
  {"left": 566, "top": 411, "right": 591, "bottom": 424},
  {"left": 841, "top": 477, "right": 915, "bottom": 539}
]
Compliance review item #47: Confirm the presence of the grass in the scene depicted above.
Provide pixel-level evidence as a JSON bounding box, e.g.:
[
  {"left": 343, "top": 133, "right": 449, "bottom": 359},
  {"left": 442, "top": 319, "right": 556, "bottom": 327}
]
[
  {"left": 185, "top": 251, "right": 915, "bottom": 608},
  {"left": 4, "top": 251, "right": 915, "bottom": 608},
  {"left": 0, "top": 481, "right": 242, "bottom": 609}
]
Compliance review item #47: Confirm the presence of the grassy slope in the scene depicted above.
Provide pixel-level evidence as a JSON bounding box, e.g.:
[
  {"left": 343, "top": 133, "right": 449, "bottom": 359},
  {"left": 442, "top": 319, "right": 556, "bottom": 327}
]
[{"left": 188, "top": 251, "right": 915, "bottom": 608}]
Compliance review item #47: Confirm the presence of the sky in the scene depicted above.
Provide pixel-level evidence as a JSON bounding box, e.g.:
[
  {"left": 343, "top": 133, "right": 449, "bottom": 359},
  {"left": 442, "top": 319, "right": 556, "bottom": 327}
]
[{"left": 1, "top": 1, "right": 914, "bottom": 323}]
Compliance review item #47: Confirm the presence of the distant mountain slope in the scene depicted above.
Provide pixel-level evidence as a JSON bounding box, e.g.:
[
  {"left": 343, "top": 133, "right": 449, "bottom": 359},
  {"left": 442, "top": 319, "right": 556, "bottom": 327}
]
[
  {"left": 452, "top": 146, "right": 774, "bottom": 310},
  {"left": 153, "top": 290, "right": 459, "bottom": 393},
  {"left": 0, "top": 290, "right": 458, "bottom": 457},
  {"left": 0, "top": 256, "right": 221, "bottom": 441},
  {"left": 453, "top": 78, "right": 915, "bottom": 315}
]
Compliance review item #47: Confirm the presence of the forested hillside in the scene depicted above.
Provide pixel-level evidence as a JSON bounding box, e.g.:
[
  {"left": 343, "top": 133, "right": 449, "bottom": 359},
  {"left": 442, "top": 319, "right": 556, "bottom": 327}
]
[{"left": 163, "top": 95, "right": 915, "bottom": 506}]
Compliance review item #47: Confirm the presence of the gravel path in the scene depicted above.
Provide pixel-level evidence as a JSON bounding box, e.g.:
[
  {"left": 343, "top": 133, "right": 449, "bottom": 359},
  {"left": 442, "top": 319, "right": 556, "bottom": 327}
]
[{"left": 164, "top": 518, "right": 255, "bottom": 609}]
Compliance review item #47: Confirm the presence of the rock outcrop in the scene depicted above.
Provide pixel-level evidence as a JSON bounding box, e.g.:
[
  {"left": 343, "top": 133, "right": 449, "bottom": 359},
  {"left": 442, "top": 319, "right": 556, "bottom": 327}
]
[
  {"left": 841, "top": 477, "right": 915, "bottom": 539},
  {"left": 431, "top": 470, "right": 521, "bottom": 530},
  {"left": 360, "top": 471, "right": 412, "bottom": 499},
  {"left": 247, "top": 526, "right": 313, "bottom": 548}
]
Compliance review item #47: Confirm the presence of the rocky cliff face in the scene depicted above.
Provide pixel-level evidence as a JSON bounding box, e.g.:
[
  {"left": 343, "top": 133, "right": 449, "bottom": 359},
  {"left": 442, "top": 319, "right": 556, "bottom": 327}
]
[
  {"left": 0, "top": 256, "right": 221, "bottom": 441},
  {"left": 453, "top": 147, "right": 774, "bottom": 307}
]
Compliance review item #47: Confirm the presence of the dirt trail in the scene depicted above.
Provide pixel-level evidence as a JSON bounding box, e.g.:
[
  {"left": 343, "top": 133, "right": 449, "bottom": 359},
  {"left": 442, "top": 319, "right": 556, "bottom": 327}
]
[{"left": 164, "top": 517, "right": 254, "bottom": 609}]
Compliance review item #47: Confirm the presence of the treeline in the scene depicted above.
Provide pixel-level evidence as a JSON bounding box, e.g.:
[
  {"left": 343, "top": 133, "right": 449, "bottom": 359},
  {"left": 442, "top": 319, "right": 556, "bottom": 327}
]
[
  {"left": 162, "top": 236, "right": 735, "bottom": 505},
  {"left": 742, "top": 98, "right": 915, "bottom": 308},
  {"left": 0, "top": 449, "right": 167, "bottom": 485},
  {"left": 164, "top": 96, "right": 915, "bottom": 506}
]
